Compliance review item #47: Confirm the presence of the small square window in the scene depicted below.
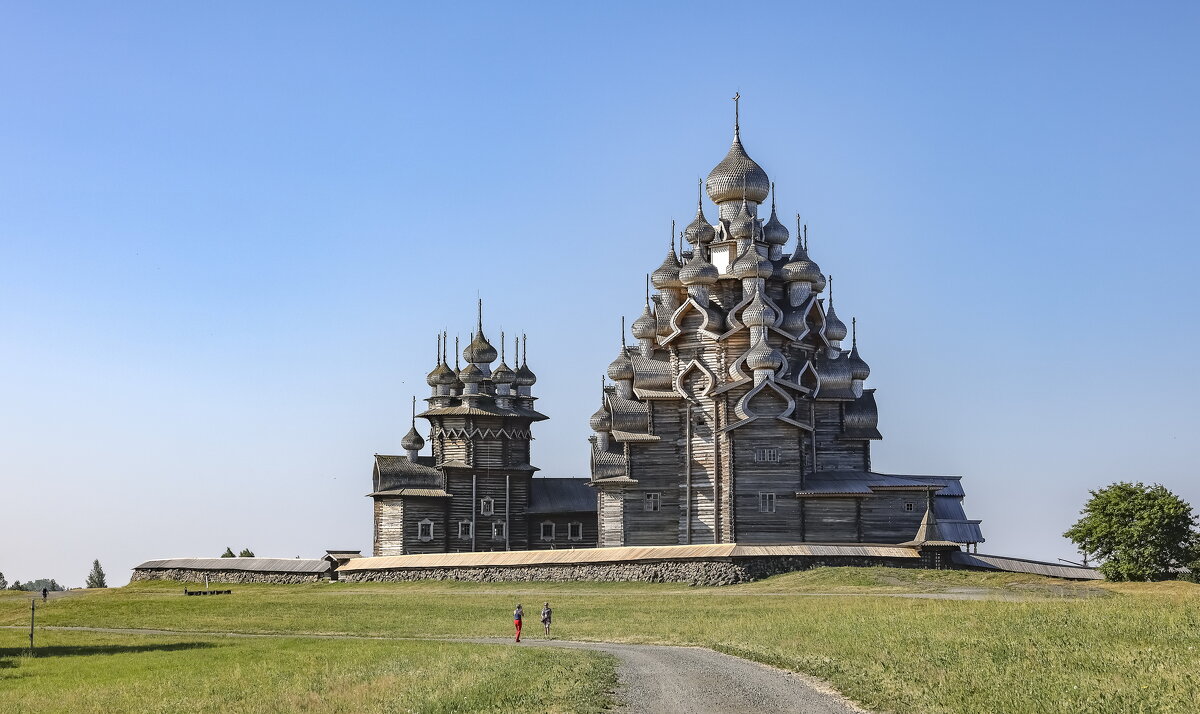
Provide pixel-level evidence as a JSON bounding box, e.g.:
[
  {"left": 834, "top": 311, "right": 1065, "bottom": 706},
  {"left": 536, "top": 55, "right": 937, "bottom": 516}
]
[
  {"left": 568, "top": 522, "right": 583, "bottom": 541},
  {"left": 644, "top": 492, "right": 661, "bottom": 512},
  {"left": 759, "top": 492, "right": 776, "bottom": 513},
  {"left": 905, "top": 502, "right": 915, "bottom": 512},
  {"left": 480, "top": 497, "right": 495, "bottom": 516},
  {"left": 540, "top": 521, "right": 556, "bottom": 541},
  {"left": 754, "top": 447, "right": 780, "bottom": 463},
  {"left": 417, "top": 519, "right": 435, "bottom": 542},
  {"left": 492, "top": 521, "right": 506, "bottom": 539},
  {"left": 457, "top": 520, "right": 473, "bottom": 539}
]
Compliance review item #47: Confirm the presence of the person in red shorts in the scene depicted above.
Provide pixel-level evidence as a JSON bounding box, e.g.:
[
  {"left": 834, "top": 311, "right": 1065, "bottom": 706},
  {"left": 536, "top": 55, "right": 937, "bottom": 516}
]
[{"left": 513, "top": 603, "right": 523, "bottom": 642}]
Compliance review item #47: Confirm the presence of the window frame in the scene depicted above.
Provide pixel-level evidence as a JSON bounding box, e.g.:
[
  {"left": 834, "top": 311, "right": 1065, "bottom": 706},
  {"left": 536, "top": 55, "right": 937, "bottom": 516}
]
[
  {"left": 540, "top": 521, "right": 556, "bottom": 541},
  {"left": 492, "top": 520, "right": 506, "bottom": 540},
  {"left": 568, "top": 521, "right": 583, "bottom": 541},
  {"left": 417, "top": 518, "right": 435, "bottom": 542},
  {"left": 905, "top": 502, "right": 915, "bottom": 512},
  {"left": 644, "top": 492, "right": 661, "bottom": 512},
  {"left": 457, "top": 520, "right": 473, "bottom": 539},
  {"left": 758, "top": 492, "right": 776, "bottom": 513},
  {"left": 480, "top": 496, "right": 495, "bottom": 516},
  {"left": 754, "top": 446, "right": 781, "bottom": 463}
]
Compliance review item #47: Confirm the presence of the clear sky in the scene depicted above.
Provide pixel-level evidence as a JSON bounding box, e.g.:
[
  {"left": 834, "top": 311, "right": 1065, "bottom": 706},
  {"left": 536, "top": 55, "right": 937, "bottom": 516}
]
[{"left": 2, "top": 2, "right": 1197, "bottom": 586}]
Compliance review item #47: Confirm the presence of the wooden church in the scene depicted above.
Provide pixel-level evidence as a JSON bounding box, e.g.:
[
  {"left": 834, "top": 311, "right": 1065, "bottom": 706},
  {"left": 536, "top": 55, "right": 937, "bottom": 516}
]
[{"left": 371, "top": 100, "right": 983, "bottom": 556}]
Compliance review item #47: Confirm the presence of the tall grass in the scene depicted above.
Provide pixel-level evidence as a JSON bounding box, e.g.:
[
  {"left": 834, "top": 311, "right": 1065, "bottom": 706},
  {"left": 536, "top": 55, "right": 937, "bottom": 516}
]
[
  {"left": 0, "top": 629, "right": 615, "bottom": 713},
  {"left": 2, "top": 568, "right": 1196, "bottom": 713}
]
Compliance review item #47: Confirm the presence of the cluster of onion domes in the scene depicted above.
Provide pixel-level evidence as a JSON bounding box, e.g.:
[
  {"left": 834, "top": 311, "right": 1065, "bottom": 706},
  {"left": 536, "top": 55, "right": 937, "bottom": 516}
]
[{"left": 732, "top": 242, "right": 774, "bottom": 281}]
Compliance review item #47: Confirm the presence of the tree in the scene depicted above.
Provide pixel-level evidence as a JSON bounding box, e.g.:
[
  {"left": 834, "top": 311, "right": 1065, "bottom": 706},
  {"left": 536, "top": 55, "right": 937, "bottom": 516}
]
[
  {"left": 238, "top": 548, "right": 255, "bottom": 557},
  {"left": 1064, "top": 482, "right": 1199, "bottom": 581},
  {"left": 0, "top": 572, "right": 6, "bottom": 590},
  {"left": 85, "top": 560, "right": 107, "bottom": 589},
  {"left": 220, "top": 547, "right": 236, "bottom": 558},
  {"left": 10, "top": 581, "right": 21, "bottom": 590}
]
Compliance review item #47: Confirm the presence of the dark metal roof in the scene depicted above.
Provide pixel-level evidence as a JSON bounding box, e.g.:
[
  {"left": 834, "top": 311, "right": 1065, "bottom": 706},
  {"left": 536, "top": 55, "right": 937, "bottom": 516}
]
[
  {"left": 950, "top": 552, "right": 1102, "bottom": 580},
  {"left": 528, "top": 478, "right": 598, "bottom": 514},
  {"left": 932, "top": 498, "right": 985, "bottom": 543},
  {"left": 134, "top": 558, "right": 330, "bottom": 574}
]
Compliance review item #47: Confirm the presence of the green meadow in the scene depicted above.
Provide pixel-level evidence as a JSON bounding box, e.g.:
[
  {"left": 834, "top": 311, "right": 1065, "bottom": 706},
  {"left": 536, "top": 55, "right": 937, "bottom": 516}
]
[{"left": 2, "top": 567, "right": 1197, "bottom": 713}]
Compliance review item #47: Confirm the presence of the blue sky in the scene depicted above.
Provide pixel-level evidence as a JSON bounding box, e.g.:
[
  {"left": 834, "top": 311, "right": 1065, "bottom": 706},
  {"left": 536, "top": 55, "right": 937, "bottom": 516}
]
[{"left": 2, "top": 2, "right": 1197, "bottom": 585}]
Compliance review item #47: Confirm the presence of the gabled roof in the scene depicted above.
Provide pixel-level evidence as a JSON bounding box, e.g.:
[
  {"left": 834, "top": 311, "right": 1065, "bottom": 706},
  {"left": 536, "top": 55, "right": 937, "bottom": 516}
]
[
  {"left": 373, "top": 454, "right": 441, "bottom": 492},
  {"left": 528, "top": 478, "right": 598, "bottom": 514}
]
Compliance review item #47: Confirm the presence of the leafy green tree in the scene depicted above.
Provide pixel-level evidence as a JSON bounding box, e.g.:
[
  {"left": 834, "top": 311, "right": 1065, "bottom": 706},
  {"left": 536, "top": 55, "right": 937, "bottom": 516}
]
[
  {"left": 0, "top": 572, "right": 6, "bottom": 590},
  {"left": 238, "top": 548, "right": 255, "bottom": 557},
  {"left": 22, "top": 578, "right": 63, "bottom": 592},
  {"left": 85, "top": 560, "right": 107, "bottom": 589},
  {"left": 220, "top": 547, "right": 236, "bottom": 558},
  {"left": 10, "top": 581, "right": 21, "bottom": 590},
  {"left": 1064, "top": 482, "right": 1199, "bottom": 581}
]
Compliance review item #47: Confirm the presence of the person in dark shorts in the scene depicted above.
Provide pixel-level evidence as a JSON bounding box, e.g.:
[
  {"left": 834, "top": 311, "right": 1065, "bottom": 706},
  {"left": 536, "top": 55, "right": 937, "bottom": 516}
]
[
  {"left": 41, "top": 588, "right": 47, "bottom": 603},
  {"left": 541, "top": 602, "right": 552, "bottom": 637},
  {"left": 513, "top": 603, "right": 523, "bottom": 642}
]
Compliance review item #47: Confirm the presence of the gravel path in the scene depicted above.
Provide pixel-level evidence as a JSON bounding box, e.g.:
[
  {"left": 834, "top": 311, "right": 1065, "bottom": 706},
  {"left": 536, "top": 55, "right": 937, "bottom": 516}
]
[{"left": 7, "top": 626, "right": 868, "bottom": 713}]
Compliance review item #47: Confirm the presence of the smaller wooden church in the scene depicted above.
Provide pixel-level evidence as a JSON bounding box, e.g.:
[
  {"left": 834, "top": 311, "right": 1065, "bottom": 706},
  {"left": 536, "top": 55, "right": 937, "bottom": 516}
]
[{"left": 370, "top": 308, "right": 598, "bottom": 556}]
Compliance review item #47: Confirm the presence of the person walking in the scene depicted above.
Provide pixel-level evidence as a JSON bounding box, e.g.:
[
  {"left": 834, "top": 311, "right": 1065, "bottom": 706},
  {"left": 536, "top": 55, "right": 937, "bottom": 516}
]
[
  {"left": 41, "top": 587, "right": 47, "bottom": 603},
  {"left": 513, "top": 603, "right": 523, "bottom": 643},
  {"left": 540, "top": 602, "right": 552, "bottom": 638}
]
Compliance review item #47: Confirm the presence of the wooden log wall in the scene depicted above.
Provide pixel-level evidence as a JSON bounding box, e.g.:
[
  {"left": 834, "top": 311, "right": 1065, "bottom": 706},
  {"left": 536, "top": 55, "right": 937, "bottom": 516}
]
[
  {"left": 860, "top": 491, "right": 926, "bottom": 543},
  {"left": 374, "top": 498, "right": 405, "bottom": 557},
  {"left": 732, "top": 419, "right": 804, "bottom": 543},
  {"left": 525, "top": 513, "right": 599, "bottom": 550},
  {"left": 813, "top": 401, "right": 869, "bottom": 471}
]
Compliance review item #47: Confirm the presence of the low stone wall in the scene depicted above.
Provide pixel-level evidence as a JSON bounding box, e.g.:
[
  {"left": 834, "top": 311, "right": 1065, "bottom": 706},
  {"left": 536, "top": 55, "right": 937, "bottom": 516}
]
[
  {"left": 341, "top": 555, "right": 921, "bottom": 587},
  {"left": 131, "top": 568, "right": 326, "bottom": 585}
]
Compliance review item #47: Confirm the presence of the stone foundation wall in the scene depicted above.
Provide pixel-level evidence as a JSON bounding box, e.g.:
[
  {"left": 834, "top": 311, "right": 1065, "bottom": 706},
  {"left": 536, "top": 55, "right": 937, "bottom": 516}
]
[
  {"left": 341, "top": 555, "right": 921, "bottom": 586},
  {"left": 131, "top": 568, "right": 327, "bottom": 584}
]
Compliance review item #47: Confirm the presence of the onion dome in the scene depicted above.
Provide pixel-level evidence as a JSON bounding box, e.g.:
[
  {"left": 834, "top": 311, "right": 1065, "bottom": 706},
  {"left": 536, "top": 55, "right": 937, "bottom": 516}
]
[
  {"left": 731, "top": 242, "right": 773, "bottom": 280},
  {"left": 514, "top": 361, "right": 536, "bottom": 387},
  {"left": 401, "top": 425, "right": 425, "bottom": 452},
  {"left": 729, "top": 199, "right": 756, "bottom": 241},
  {"left": 844, "top": 391, "right": 879, "bottom": 431},
  {"left": 742, "top": 290, "right": 778, "bottom": 328},
  {"left": 824, "top": 304, "right": 848, "bottom": 343},
  {"left": 705, "top": 123, "right": 770, "bottom": 205},
  {"left": 746, "top": 340, "right": 784, "bottom": 372},
  {"left": 684, "top": 197, "right": 716, "bottom": 246},
  {"left": 823, "top": 277, "right": 848, "bottom": 342},
  {"left": 589, "top": 404, "right": 613, "bottom": 432},
  {"left": 607, "top": 347, "right": 634, "bottom": 381},
  {"left": 651, "top": 243, "right": 683, "bottom": 290},
  {"left": 464, "top": 331, "right": 497, "bottom": 365},
  {"left": 847, "top": 319, "right": 871, "bottom": 382},
  {"left": 429, "top": 361, "right": 455, "bottom": 387},
  {"left": 491, "top": 360, "right": 516, "bottom": 385},
  {"left": 459, "top": 363, "right": 484, "bottom": 384},
  {"left": 762, "top": 194, "right": 789, "bottom": 246},
  {"left": 816, "top": 353, "right": 854, "bottom": 392},
  {"left": 679, "top": 252, "right": 718, "bottom": 286},
  {"left": 782, "top": 242, "right": 823, "bottom": 285},
  {"left": 631, "top": 303, "right": 657, "bottom": 340}
]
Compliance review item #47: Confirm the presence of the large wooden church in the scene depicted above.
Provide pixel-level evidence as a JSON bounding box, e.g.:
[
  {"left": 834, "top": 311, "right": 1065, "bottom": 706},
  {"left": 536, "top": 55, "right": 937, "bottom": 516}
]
[{"left": 371, "top": 100, "right": 983, "bottom": 556}]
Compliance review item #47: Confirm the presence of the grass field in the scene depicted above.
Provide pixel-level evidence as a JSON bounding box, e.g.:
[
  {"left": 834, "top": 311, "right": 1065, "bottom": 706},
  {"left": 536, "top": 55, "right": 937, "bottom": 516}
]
[{"left": 2, "top": 567, "right": 1198, "bottom": 713}]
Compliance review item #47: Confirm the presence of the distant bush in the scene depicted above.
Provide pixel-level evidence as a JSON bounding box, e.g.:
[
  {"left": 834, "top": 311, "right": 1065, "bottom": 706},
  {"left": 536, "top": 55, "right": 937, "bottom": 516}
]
[
  {"left": 238, "top": 548, "right": 255, "bottom": 557},
  {"left": 221, "top": 547, "right": 236, "bottom": 558}
]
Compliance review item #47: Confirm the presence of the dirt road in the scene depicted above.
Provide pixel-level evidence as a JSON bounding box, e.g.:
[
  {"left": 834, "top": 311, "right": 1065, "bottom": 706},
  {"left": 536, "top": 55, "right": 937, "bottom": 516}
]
[{"left": 6, "top": 625, "right": 867, "bottom": 713}]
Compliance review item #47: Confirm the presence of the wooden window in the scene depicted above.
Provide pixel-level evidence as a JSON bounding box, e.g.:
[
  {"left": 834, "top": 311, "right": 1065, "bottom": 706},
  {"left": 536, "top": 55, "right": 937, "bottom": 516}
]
[
  {"left": 540, "top": 521, "right": 555, "bottom": 541},
  {"left": 418, "top": 519, "right": 435, "bottom": 542},
  {"left": 644, "top": 492, "right": 660, "bottom": 512},
  {"left": 492, "top": 521, "right": 506, "bottom": 539},
  {"left": 457, "top": 520, "right": 473, "bottom": 539},
  {"left": 905, "top": 502, "right": 915, "bottom": 512},
  {"left": 759, "top": 492, "right": 776, "bottom": 513},
  {"left": 754, "top": 447, "right": 780, "bottom": 463},
  {"left": 568, "top": 522, "right": 583, "bottom": 541},
  {"left": 480, "top": 496, "right": 495, "bottom": 516}
]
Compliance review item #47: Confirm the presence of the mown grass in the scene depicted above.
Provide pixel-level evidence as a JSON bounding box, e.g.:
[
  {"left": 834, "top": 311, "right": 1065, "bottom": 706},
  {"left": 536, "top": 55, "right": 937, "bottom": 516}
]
[
  {"left": 0, "top": 628, "right": 615, "bottom": 713},
  {"left": 2, "top": 567, "right": 1197, "bottom": 713}
]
